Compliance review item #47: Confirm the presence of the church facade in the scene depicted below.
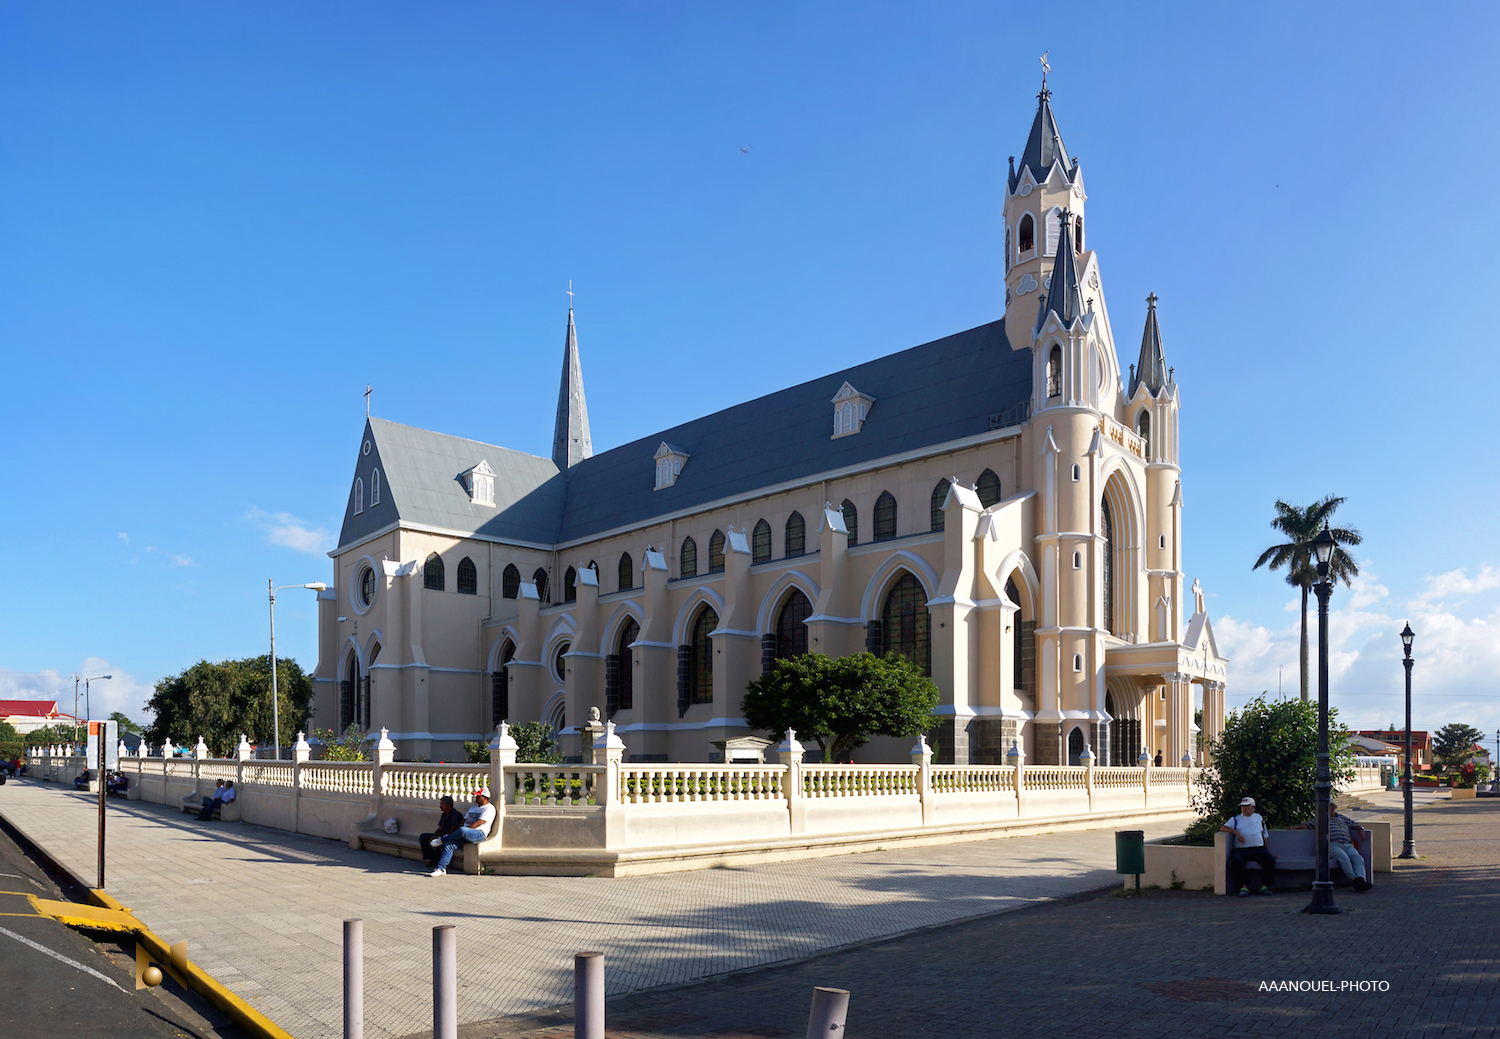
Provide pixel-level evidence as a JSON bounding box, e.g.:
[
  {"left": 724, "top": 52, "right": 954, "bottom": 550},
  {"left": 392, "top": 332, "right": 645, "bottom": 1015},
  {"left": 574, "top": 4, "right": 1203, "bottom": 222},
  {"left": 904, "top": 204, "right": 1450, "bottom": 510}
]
[{"left": 311, "top": 80, "right": 1230, "bottom": 766}]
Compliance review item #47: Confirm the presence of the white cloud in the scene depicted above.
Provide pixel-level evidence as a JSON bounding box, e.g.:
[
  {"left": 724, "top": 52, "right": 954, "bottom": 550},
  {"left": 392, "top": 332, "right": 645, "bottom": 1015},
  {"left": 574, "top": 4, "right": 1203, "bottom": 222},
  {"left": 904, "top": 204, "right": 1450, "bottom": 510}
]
[
  {"left": 0, "top": 659, "right": 156, "bottom": 728},
  {"left": 118, "top": 532, "right": 129, "bottom": 543},
  {"left": 1215, "top": 563, "right": 1500, "bottom": 743},
  {"left": 246, "top": 507, "right": 333, "bottom": 555}
]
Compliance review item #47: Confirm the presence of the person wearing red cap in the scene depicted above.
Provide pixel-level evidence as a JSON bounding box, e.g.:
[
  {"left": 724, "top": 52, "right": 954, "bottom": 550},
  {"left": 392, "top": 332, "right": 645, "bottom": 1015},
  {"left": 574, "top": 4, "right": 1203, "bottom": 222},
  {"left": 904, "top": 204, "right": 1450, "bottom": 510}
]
[{"left": 426, "top": 787, "right": 496, "bottom": 876}]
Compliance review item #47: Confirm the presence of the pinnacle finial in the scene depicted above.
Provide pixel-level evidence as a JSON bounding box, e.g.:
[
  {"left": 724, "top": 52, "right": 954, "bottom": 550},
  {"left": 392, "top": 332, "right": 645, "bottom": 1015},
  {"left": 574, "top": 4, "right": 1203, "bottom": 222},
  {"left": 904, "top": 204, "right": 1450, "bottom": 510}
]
[
  {"left": 1147, "top": 292, "right": 1158, "bottom": 308},
  {"left": 1039, "top": 51, "right": 1051, "bottom": 97}
]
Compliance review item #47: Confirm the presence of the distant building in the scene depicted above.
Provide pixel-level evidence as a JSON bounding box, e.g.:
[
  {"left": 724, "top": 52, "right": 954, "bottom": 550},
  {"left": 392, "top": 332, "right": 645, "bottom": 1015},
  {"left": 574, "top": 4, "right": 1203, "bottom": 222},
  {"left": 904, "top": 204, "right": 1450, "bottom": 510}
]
[
  {"left": 1357, "top": 729, "right": 1430, "bottom": 773},
  {"left": 312, "top": 74, "right": 1232, "bottom": 765},
  {"left": 0, "top": 700, "right": 66, "bottom": 736}
]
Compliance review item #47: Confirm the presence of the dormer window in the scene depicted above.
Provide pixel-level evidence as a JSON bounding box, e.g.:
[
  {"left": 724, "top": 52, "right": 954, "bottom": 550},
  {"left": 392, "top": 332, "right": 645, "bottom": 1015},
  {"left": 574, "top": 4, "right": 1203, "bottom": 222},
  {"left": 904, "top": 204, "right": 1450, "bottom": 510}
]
[
  {"left": 830, "top": 382, "right": 875, "bottom": 439},
  {"left": 654, "top": 442, "right": 689, "bottom": 490},
  {"left": 463, "top": 460, "right": 495, "bottom": 506}
]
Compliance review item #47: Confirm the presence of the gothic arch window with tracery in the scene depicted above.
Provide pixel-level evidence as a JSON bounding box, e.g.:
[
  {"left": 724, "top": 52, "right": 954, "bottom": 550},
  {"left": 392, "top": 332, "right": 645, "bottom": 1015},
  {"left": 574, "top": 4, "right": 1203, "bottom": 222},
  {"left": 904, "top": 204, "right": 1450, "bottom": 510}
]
[
  {"left": 881, "top": 572, "right": 931, "bottom": 675},
  {"left": 873, "top": 491, "right": 897, "bottom": 541},
  {"left": 1047, "top": 346, "right": 1063, "bottom": 399},
  {"left": 1136, "top": 410, "right": 1151, "bottom": 459},
  {"left": 930, "top": 480, "right": 950, "bottom": 532},
  {"left": 618, "top": 552, "right": 633, "bottom": 592},
  {"left": 680, "top": 537, "right": 698, "bottom": 578},
  {"left": 456, "top": 556, "right": 477, "bottom": 595},
  {"left": 690, "top": 606, "right": 717, "bottom": 704},
  {"left": 842, "top": 500, "right": 858, "bottom": 546},
  {"left": 533, "top": 567, "right": 550, "bottom": 602},
  {"left": 616, "top": 617, "right": 639, "bottom": 711},
  {"left": 492, "top": 641, "right": 514, "bottom": 726},
  {"left": 775, "top": 588, "right": 812, "bottom": 660},
  {"left": 564, "top": 566, "right": 577, "bottom": 602},
  {"left": 752, "top": 520, "right": 771, "bottom": 564},
  {"left": 502, "top": 564, "right": 520, "bottom": 599},
  {"left": 424, "top": 553, "right": 445, "bottom": 591},
  {"left": 785, "top": 511, "right": 805, "bottom": 557},
  {"left": 708, "top": 530, "right": 726, "bottom": 573},
  {"left": 1101, "top": 496, "right": 1116, "bottom": 635},
  {"left": 976, "top": 469, "right": 1001, "bottom": 508}
]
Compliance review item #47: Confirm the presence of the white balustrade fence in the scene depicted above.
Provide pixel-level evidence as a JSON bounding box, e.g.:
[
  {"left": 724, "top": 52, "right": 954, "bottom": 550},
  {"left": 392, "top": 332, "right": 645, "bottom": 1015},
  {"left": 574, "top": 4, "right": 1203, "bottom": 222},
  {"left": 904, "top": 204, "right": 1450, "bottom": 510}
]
[{"left": 23, "top": 746, "right": 1388, "bottom": 878}]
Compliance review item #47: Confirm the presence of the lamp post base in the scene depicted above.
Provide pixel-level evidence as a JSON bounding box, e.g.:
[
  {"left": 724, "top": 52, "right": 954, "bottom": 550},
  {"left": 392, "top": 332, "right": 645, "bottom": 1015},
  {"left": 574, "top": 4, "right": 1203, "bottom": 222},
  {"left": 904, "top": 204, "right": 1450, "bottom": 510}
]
[
  {"left": 1398, "top": 842, "right": 1417, "bottom": 859},
  {"left": 1303, "top": 881, "right": 1344, "bottom": 915}
]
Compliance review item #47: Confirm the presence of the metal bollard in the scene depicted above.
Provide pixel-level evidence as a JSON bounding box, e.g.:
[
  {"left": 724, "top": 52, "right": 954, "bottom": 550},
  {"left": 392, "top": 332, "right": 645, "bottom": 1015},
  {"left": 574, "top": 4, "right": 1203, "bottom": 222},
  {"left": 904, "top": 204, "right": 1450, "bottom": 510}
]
[
  {"left": 433, "top": 925, "right": 457, "bottom": 1039},
  {"left": 806, "top": 986, "right": 850, "bottom": 1039},
  {"left": 344, "top": 919, "right": 363, "bottom": 1039},
  {"left": 574, "top": 951, "right": 604, "bottom": 1039}
]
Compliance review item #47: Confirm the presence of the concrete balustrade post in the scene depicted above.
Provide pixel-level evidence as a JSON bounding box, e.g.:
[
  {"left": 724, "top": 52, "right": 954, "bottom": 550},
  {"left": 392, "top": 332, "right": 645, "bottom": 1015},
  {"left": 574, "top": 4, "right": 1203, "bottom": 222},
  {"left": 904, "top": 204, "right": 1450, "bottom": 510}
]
[
  {"left": 489, "top": 722, "right": 518, "bottom": 807},
  {"left": 778, "top": 730, "right": 806, "bottom": 836},
  {"left": 596, "top": 722, "right": 627, "bottom": 849},
  {"left": 236, "top": 734, "right": 252, "bottom": 762},
  {"left": 373, "top": 727, "right": 395, "bottom": 795},
  {"left": 910, "top": 733, "right": 934, "bottom": 825},
  {"left": 1140, "top": 748, "right": 1153, "bottom": 809},
  {"left": 292, "top": 731, "right": 311, "bottom": 764},
  {"left": 1007, "top": 740, "right": 1025, "bottom": 816},
  {"left": 1079, "top": 745, "right": 1094, "bottom": 812}
]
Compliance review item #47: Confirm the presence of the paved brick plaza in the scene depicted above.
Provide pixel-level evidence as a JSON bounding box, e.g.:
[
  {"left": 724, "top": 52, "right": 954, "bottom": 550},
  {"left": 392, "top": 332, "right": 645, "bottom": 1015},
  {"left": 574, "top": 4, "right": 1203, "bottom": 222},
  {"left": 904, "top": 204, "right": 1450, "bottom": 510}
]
[
  {"left": 459, "top": 796, "right": 1500, "bottom": 1039},
  {"left": 0, "top": 779, "right": 1192, "bottom": 1039}
]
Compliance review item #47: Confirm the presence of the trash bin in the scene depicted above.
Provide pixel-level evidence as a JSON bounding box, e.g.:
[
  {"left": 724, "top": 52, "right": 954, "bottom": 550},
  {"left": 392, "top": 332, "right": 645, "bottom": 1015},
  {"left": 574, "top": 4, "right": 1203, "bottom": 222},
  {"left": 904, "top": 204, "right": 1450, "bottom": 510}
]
[{"left": 1115, "top": 830, "right": 1145, "bottom": 876}]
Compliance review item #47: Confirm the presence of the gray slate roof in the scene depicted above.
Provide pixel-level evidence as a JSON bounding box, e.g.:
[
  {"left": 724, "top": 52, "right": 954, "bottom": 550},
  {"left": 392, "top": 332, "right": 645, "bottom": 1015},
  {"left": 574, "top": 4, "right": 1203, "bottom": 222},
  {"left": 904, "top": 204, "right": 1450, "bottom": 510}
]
[
  {"left": 337, "top": 319, "right": 1032, "bottom": 552},
  {"left": 1131, "top": 294, "right": 1167, "bottom": 398},
  {"left": 1041, "top": 212, "right": 1083, "bottom": 330},
  {"left": 1010, "top": 87, "right": 1073, "bottom": 192}
]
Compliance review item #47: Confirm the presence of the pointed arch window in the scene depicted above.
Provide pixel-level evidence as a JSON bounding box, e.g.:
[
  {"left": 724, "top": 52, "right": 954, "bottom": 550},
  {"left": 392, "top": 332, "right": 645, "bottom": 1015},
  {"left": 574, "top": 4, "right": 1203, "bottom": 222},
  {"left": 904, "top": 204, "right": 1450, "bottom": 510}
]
[
  {"left": 1101, "top": 496, "right": 1116, "bottom": 635},
  {"left": 456, "top": 556, "right": 477, "bottom": 595},
  {"left": 976, "top": 469, "right": 1001, "bottom": 508},
  {"left": 424, "top": 553, "right": 445, "bottom": 591},
  {"left": 618, "top": 552, "right": 633, "bottom": 591},
  {"left": 502, "top": 564, "right": 521, "bottom": 599},
  {"left": 690, "top": 606, "right": 717, "bottom": 704},
  {"left": 1068, "top": 726, "right": 1085, "bottom": 765},
  {"left": 564, "top": 566, "right": 577, "bottom": 602},
  {"left": 708, "top": 530, "right": 726, "bottom": 574},
  {"left": 1044, "top": 207, "right": 1061, "bottom": 255},
  {"left": 492, "top": 641, "right": 514, "bottom": 726},
  {"left": 1018, "top": 214, "right": 1035, "bottom": 255},
  {"left": 616, "top": 617, "right": 639, "bottom": 712},
  {"left": 680, "top": 537, "right": 698, "bottom": 579},
  {"left": 881, "top": 572, "right": 930, "bottom": 675},
  {"left": 1006, "top": 576, "right": 1024, "bottom": 691},
  {"left": 371, "top": 469, "right": 380, "bottom": 505},
  {"left": 775, "top": 588, "right": 812, "bottom": 660},
  {"left": 1074, "top": 217, "right": 1084, "bottom": 253},
  {"left": 930, "top": 480, "right": 950, "bottom": 532},
  {"left": 841, "top": 500, "right": 858, "bottom": 546},
  {"left": 751, "top": 520, "right": 771, "bottom": 564},
  {"left": 353, "top": 478, "right": 364, "bottom": 515},
  {"left": 533, "top": 567, "right": 550, "bottom": 603},
  {"left": 1005, "top": 227, "right": 1012, "bottom": 272},
  {"left": 785, "top": 511, "right": 806, "bottom": 557},
  {"left": 873, "top": 491, "right": 897, "bottom": 541},
  {"left": 1047, "top": 346, "right": 1063, "bottom": 398},
  {"left": 1136, "top": 410, "right": 1151, "bottom": 459}
]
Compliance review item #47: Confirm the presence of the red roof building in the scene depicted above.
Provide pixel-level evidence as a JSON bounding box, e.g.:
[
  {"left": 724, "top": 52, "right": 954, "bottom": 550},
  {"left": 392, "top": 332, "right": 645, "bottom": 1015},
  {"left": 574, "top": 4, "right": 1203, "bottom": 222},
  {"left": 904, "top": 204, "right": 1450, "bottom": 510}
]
[
  {"left": 1357, "top": 729, "right": 1431, "bottom": 772},
  {"left": 0, "top": 700, "right": 67, "bottom": 736}
]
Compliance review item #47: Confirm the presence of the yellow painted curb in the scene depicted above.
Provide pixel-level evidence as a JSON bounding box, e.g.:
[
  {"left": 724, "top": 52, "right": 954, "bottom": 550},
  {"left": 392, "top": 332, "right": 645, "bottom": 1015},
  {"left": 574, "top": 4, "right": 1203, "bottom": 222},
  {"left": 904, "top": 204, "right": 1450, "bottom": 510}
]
[{"left": 30, "top": 885, "right": 297, "bottom": 1039}]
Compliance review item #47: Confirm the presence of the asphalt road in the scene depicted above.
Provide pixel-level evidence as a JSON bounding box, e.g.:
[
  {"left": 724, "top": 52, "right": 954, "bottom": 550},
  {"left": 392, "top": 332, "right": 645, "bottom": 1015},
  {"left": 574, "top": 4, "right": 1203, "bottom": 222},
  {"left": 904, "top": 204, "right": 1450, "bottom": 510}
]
[{"left": 0, "top": 813, "right": 231, "bottom": 1039}]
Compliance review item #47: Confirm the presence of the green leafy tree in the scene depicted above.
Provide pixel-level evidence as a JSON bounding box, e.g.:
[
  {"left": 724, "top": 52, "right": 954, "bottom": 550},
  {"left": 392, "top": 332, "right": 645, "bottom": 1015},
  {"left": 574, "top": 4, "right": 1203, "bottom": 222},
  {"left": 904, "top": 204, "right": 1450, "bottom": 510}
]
[
  {"left": 742, "top": 652, "right": 939, "bottom": 763},
  {"left": 1186, "top": 694, "right": 1355, "bottom": 843},
  {"left": 24, "top": 724, "right": 80, "bottom": 746},
  {"left": 464, "top": 721, "right": 562, "bottom": 764},
  {"left": 1252, "top": 496, "right": 1362, "bottom": 702},
  {"left": 145, "top": 656, "right": 313, "bottom": 757},
  {"left": 312, "top": 724, "right": 370, "bottom": 761},
  {"left": 108, "top": 711, "right": 142, "bottom": 734},
  {"left": 1432, "top": 723, "right": 1485, "bottom": 769}
]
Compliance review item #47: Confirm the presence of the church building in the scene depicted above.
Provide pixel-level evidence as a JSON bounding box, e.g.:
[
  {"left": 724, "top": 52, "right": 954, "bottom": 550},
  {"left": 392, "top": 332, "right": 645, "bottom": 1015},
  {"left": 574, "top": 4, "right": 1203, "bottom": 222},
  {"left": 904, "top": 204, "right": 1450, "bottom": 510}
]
[{"left": 311, "top": 77, "right": 1230, "bottom": 766}]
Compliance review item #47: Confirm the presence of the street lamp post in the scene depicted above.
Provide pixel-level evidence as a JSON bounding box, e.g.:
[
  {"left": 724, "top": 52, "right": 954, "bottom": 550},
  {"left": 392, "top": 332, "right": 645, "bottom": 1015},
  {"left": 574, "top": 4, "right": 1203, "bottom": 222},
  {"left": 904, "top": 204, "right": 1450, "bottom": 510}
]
[
  {"left": 269, "top": 580, "right": 328, "bottom": 761},
  {"left": 1399, "top": 623, "right": 1416, "bottom": 859},
  {"left": 1304, "top": 526, "right": 1342, "bottom": 915},
  {"left": 84, "top": 675, "right": 112, "bottom": 729}
]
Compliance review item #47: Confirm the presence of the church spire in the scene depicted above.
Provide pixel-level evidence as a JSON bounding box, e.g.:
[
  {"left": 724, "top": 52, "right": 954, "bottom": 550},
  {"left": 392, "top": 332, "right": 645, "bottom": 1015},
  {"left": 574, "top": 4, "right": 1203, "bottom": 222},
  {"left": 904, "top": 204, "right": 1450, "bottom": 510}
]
[
  {"left": 1039, "top": 209, "right": 1083, "bottom": 330},
  {"left": 1010, "top": 72, "right": 1073, "bottom": 192},
  {"left": 1131, "top": 293, "right": 1168, "bottom": 397},
  {"left": 551, "top": 308, "right": 593, "bottom": 469}
]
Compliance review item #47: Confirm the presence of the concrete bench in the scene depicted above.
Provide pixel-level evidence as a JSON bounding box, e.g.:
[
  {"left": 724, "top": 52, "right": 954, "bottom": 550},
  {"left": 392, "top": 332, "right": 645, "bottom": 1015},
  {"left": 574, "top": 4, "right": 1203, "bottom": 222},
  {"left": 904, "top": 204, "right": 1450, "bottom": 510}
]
[
  {"left": 180, "top": 792, "right": 241, "bottom": 823},
  {"left": 1220, "top": 828, "right": 1372, "bottom": 891},
  {"left": 356, "top": 829, "right": 424, "bottom": 862}
]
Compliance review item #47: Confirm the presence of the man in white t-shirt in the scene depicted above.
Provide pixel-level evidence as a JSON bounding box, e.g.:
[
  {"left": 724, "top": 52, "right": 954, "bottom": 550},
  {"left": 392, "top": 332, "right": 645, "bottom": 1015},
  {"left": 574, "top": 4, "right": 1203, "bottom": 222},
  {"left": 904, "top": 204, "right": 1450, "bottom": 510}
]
[
  {"left": 427, "top": 788, "right": 497, "bottom": 876},
  {"left": 1221, "top": 796, "right": 1277, "bottom": 896}
]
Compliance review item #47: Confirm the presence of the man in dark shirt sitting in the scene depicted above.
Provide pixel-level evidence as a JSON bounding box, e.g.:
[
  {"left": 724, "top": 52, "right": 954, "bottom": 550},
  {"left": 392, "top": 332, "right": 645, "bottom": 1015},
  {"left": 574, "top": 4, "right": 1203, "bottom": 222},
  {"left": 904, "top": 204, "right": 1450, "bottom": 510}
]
[{"left": 420, "top": 796, "right": 465, "bottom": 868}]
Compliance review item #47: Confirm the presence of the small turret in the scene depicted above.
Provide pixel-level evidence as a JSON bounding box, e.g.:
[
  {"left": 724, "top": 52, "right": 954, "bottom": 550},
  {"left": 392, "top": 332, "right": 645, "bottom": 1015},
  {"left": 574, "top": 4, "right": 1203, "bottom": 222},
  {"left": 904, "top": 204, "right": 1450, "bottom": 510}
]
[
  {"left": 551, "top": 308, "right": 593, "bottom": 469},
  {"left": 1130, "top": 294, "right": 1168, "bottom": 398}
]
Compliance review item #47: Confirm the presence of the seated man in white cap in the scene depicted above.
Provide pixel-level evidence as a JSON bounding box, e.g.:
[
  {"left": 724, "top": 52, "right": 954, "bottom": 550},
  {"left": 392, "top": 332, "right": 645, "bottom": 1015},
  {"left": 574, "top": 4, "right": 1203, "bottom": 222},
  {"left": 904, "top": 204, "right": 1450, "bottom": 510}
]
[
  {"left": 426, "top": 787, "right": 496, "bottom": 876},
  {"left": 1220, "top": 796, "right": 1277, "bottom": 896}
]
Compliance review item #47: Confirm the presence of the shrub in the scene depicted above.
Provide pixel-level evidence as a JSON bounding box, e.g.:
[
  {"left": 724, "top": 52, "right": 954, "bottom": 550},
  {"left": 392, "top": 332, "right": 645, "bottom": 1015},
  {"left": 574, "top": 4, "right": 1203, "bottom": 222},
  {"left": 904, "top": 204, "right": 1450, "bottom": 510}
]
[
  {"left": 1189, "top": 694, "right": 1355, "bottom": 831},
  {"left": 312, "top": 724, "right": 369, "bottom": 762}
]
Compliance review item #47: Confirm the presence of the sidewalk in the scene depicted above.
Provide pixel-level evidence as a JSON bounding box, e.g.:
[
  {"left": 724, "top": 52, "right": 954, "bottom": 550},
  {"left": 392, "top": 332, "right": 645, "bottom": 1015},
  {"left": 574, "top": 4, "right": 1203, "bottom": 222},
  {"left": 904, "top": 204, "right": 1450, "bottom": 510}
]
[
  {"left": 466, "top": 793, "right": 1500, "bottom": 1039},
  {"left": 0, "top": 778, "right": 1189, "bottom": 1039}
]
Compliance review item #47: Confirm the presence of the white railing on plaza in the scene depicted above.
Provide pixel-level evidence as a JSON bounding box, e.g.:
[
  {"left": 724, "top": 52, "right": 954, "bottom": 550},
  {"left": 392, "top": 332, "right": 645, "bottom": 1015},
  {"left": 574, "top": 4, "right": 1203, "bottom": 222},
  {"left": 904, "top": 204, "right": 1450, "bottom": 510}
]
[{"left": 22, "top": 736, "right": 1388, "bottom": 878}]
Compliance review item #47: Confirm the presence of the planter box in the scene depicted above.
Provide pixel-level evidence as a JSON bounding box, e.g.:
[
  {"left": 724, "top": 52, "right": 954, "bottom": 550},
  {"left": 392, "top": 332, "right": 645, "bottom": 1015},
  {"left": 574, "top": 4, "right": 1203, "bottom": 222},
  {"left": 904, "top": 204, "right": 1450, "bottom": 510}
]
[{"left": 1451, "top": 787, "right": 1476, "bottom": 800}]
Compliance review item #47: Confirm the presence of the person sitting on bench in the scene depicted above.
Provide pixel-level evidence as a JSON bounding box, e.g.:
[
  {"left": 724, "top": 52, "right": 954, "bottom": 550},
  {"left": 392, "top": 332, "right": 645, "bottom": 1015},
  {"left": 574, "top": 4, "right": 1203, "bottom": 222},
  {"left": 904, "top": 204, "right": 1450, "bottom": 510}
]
[
  {"left": 425, "top": 788, "right": 496, "bottom": 877},
  {"left": 74, "top": 769, "right": 92, "bottom": 791},
  {"left": 1222, "top": 796, "right": 1277, "bottom": 896},
  {"left": 1293, "top": 801, "right": 1371, "bottom": 891},
  {"left": 197, "top": 779, "right": 236, "bottom": 820},
  {"left": 106, "top": 771, "right": 128, "bottom": 798},
  {"left": 419, "top": 796, "right": 466, "bottom": 868}
]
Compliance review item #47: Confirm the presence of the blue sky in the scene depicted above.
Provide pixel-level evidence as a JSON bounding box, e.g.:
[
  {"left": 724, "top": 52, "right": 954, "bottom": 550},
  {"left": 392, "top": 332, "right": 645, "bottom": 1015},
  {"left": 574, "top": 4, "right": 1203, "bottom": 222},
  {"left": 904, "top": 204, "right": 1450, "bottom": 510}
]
[{"left": 2, "top": 2, "right": 1498, "bottom": 748}]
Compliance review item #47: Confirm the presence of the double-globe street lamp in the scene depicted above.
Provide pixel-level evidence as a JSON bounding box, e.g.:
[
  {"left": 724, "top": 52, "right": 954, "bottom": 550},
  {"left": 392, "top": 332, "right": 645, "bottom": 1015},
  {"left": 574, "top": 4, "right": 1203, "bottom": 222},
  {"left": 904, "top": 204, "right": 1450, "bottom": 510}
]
[
  {"left": 269, "top": 580, "right": 327, "bottom": 761},
  {"left": 1304, "top": 525, "right": 1343, "bottom": 916},
  {"left": 1399, "top": 622, "right": 1417, "bottom": 859}
]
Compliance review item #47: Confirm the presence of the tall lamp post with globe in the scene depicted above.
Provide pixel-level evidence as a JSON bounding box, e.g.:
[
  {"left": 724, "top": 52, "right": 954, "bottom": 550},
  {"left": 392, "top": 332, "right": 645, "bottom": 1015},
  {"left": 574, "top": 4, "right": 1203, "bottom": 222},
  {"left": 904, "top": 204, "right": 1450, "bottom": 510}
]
[
  {"left": 1303, "top": 526, "right": 1342, "bottom": 916},
  {"left": 1399, "top": 622, "right": 1417, "bottom": 859},
  {"left": 269, "top": 581, "right": 327, "bottom": 760}
]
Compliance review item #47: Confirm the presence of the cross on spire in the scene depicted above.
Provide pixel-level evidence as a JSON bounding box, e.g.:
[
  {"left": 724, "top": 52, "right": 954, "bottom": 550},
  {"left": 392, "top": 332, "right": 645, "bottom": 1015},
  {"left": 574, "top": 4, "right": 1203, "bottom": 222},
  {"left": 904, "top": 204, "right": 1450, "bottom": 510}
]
[
  {"left": 364, "top": 384, "right": 372, "bottom": 416},
  {"left": 567, "top": 279, "right": 575, "bottom": 310},
  {"left": 1039, "top": 51, "right": 1051, "bottom": 97}
]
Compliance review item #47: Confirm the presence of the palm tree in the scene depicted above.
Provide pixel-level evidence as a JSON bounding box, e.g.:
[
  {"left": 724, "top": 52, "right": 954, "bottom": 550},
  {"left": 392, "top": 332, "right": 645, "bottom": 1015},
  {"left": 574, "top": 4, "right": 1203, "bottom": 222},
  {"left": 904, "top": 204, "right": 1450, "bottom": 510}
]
[{"left": 1252, "top": 496, "right": 1362, "bottom": 701}]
